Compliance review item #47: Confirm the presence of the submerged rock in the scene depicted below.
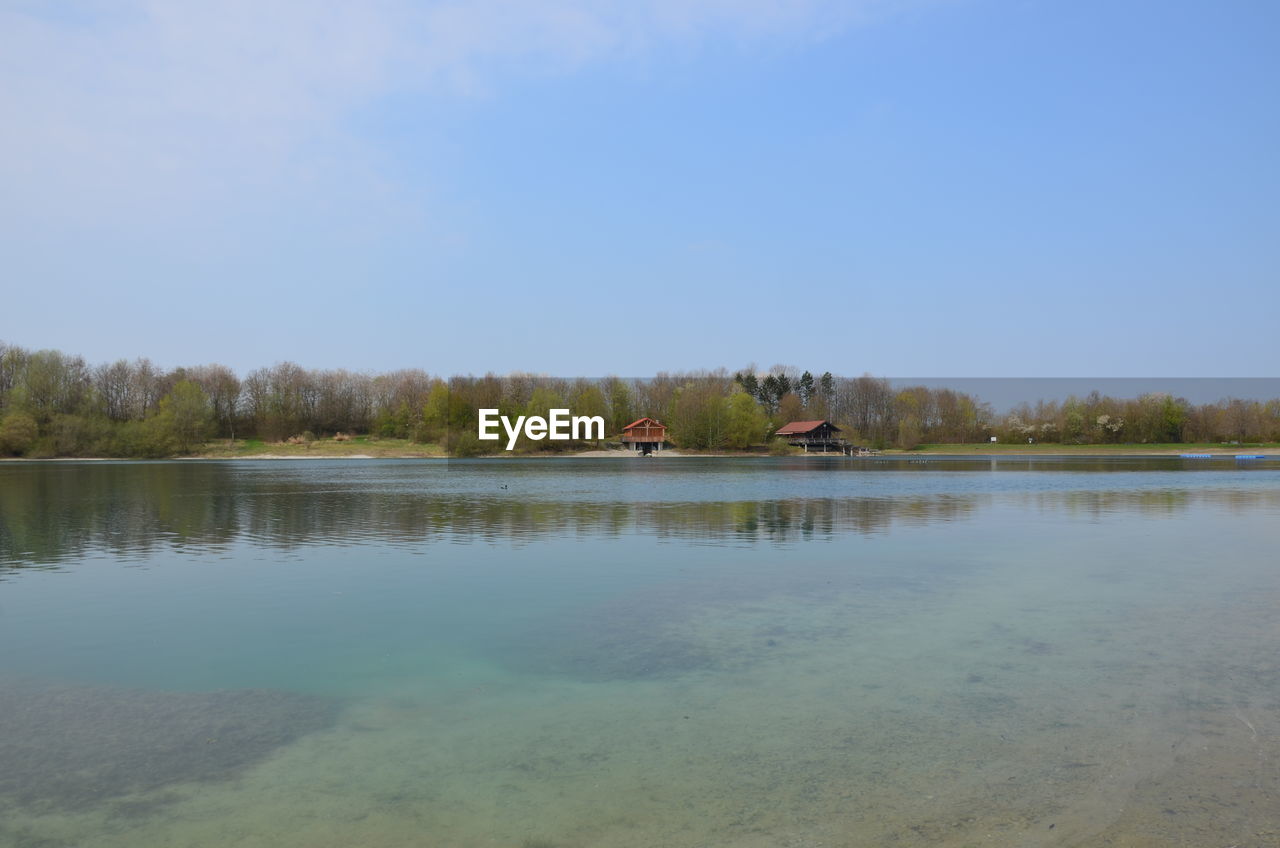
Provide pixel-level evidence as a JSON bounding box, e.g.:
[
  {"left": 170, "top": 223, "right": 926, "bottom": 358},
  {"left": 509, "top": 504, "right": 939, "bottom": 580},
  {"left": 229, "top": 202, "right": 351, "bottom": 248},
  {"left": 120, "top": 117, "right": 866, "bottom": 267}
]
[{"left": 0, "top": 678, "right": 339, "bottom": 813}]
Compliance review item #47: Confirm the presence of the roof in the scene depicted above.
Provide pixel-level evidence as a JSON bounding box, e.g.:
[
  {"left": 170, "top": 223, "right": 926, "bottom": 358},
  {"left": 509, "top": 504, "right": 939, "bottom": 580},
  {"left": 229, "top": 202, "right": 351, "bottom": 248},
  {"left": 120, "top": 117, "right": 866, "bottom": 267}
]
[
  {"left": 622, "top": 417, "right": 664, "bottom": 430},
  {"left": 774, "top": 420, "right": 840, "bottom": 435}
]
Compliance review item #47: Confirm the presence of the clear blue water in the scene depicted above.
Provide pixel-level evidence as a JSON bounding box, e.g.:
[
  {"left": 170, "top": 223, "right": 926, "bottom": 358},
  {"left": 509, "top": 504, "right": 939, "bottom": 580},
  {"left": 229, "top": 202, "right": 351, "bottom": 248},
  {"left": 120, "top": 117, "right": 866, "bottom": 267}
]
[{"left": 1, "top": 457, "right": 1278, "bottom": 847}]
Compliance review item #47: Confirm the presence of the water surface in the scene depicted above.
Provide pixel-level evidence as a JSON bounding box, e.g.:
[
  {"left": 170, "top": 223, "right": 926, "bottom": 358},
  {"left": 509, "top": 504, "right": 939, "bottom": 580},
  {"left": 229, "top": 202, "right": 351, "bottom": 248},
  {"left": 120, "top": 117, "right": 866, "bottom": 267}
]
[{"left": 1, "top": 457, "right": 1277, "bottom": 847}]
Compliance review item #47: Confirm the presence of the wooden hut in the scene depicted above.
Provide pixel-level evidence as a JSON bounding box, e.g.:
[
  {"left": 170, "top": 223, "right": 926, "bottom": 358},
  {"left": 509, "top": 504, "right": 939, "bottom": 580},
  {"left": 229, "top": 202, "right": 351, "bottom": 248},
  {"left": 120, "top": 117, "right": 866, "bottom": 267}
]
[
  {"left": 774, "top": 420, "right": 848, "bottom": 453},
  {"left": 621, "top": 418, "right": 667, "bottom": 455}
]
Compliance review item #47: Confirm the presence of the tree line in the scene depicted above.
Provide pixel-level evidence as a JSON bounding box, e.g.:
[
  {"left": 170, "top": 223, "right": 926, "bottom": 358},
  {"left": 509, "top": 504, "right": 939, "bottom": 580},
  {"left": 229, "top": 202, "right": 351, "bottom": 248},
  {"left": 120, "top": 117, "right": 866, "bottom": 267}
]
[
  {"left": 994, "top": 392, "right": 1280, "bottom": 445},
  {"left": 0, "top": 341, "right": 1277, "bottom": 457}
]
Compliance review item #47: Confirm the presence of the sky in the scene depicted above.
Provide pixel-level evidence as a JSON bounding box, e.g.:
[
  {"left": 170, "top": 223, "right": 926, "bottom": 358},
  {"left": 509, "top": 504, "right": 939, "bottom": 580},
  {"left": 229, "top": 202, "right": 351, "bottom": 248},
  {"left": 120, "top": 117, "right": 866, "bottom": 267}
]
[{"left": 2, "top": 0, "right": 1278, "bottom": 377}]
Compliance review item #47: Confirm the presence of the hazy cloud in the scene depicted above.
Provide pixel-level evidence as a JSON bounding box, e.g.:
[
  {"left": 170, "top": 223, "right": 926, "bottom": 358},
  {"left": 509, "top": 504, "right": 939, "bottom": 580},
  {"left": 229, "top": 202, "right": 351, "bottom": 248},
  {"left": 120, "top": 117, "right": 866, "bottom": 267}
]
[{"left": 0, "top": 0, "right": 903, "bottom": 234}]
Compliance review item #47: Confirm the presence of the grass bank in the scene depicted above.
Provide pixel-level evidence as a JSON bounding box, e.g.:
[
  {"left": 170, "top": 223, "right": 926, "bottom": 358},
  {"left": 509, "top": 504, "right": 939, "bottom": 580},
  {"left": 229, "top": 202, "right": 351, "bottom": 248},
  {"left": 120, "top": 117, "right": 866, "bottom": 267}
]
[{"left": 193, "top": 436, "right": 446, "bottom": 459}]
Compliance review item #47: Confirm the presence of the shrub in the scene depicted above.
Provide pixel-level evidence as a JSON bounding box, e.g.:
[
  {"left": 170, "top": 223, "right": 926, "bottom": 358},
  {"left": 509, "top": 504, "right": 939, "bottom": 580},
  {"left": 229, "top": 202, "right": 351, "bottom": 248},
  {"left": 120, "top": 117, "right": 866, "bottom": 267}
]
[
  {"left": 51, "top": 414, "right": 114, "bottom": 456},
  {"left": 0, "top": 412, "right": 37, "bottom": 456},
  {"left": 447, "top": 430, "right": 488, "bottom": 457},
  {"left": 116, "top": 418, "right": 177, "bottom": 458}
]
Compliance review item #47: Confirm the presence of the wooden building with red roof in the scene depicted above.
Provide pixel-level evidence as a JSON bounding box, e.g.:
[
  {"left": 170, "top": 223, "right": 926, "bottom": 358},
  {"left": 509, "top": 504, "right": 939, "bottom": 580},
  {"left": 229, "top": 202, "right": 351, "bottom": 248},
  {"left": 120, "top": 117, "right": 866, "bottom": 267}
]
[
  {"left": 774, "top": 420, "right": 847, "bottom": 453},
  {"left": 621, "top": 418, "right": 667, "bottom": 455}
]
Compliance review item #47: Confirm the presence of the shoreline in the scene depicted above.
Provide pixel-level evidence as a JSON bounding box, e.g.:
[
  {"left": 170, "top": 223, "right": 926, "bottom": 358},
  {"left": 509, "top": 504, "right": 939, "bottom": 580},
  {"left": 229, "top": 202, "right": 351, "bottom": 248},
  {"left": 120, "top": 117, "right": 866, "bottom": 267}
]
[{"left": 3, "top": 446, "right": 1275, "bottom": 462}]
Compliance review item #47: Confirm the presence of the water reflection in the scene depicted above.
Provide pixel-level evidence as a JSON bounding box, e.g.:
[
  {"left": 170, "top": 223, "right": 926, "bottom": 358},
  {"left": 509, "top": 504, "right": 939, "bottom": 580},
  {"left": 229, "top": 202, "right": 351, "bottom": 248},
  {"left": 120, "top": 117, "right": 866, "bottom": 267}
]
[{"left": 2, "top": 460, "right": 1278, "bottom": 570}]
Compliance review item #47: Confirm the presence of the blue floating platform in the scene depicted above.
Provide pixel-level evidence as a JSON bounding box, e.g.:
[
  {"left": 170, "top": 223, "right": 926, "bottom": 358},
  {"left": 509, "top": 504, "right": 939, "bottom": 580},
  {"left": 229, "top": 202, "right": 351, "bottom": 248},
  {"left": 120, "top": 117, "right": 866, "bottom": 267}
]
[
  {"left": 1235, "top": 455, "right": 1267, "bottom": 460},
  {"left": 1180, "top": 453, "right": 1212, "bottom": 458}
]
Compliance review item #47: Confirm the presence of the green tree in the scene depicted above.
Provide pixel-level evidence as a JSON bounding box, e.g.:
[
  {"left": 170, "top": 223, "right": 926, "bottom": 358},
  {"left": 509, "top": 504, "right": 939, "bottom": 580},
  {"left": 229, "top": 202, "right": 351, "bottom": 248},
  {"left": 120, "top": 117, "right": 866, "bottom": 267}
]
[
  {"left": 49, "top": 414, "right": 113, "bottom": 456},
  {"left": 1157, "top": 395, "right": 1188, "bottom": 443},
  {"left": 760, "top": 375, "right": 780, "bottom": 413},
  {"left": 797, "top": 371, "right": 815, "bottom": 407},
  {"left": 606, "top": 377, "right": 634, "bottom": 435},
  {"left": 156, "top": 380, "right": 213, "bottom": 453},
  {"left": 724, "top": 391, "right": 769, "bottom": 449},
  {"left": 668, "top": 381, "right": 728, "bottom": 449},
  {"left": 1061, "top": 397, "right": 1086, "bottom": 443},
  {"left": 895, "top": 390, "right": 923, "bottom": 448},
  {"left": 420, "top": 382, "right": 452, "bottom": 444},
  {"left": 0, "top": 411, "right": 37, "bottom": 455},
  {"left": 897, "top": 415, "right": 922, "bottom": 449},
  {"left": 21, "top": 349, "right": 90, "bottom": 423},
  {"left": 777, "top": 392, "right": 804, "bottom": 424},
  {"left": 572, "top": 384, "right": 608, "bottom": 445},
  {"left": 818, "top": 372, "right": 835, "bottom": 402},
  {"left": 521, "top": 385, "right": 566, "bottom": 452}
]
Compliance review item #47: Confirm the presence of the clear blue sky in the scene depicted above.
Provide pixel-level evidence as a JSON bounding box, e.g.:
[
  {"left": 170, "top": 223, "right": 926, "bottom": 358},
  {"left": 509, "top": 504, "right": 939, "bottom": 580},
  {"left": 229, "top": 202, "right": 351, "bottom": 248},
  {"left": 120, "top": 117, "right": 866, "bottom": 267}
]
[{"left": 3, "top": 0, "right": 1277, "bottom": 377}]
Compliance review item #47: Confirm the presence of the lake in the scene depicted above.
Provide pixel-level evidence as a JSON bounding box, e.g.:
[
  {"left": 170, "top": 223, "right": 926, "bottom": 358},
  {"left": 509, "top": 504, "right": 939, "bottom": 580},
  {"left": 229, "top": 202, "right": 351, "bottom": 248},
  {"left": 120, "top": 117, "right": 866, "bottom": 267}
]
[{"left": 1, "top": 457, "right": 1278, "bottom": 847}]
